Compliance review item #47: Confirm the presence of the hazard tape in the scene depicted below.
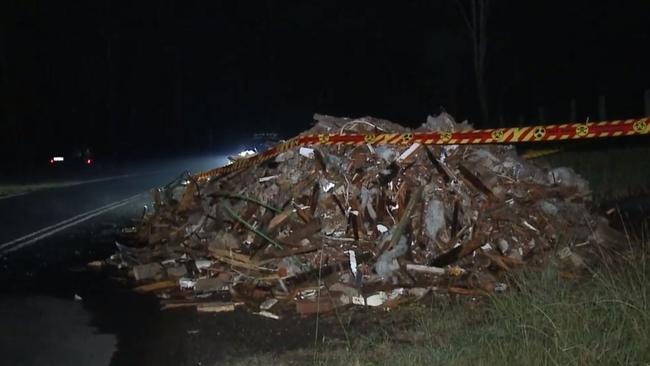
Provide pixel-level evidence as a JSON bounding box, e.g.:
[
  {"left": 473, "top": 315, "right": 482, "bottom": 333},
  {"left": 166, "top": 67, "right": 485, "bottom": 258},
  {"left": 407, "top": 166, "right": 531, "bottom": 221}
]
[{"left": 194, "top": 117, "right": 649, "bottom": 181}]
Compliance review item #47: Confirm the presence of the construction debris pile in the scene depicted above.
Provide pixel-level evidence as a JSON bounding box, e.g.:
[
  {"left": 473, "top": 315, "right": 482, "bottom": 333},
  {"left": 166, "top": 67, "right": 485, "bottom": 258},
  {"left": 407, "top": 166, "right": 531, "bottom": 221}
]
[{"left": 102, "top": 113, "right": 624, "bottom": 317}]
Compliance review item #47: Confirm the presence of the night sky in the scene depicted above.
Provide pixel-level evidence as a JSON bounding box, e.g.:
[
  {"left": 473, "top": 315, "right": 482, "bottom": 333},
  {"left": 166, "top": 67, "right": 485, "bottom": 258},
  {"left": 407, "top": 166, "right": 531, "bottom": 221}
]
[{"left": 1, "top": 1, "right": 649, "bottom": 170}]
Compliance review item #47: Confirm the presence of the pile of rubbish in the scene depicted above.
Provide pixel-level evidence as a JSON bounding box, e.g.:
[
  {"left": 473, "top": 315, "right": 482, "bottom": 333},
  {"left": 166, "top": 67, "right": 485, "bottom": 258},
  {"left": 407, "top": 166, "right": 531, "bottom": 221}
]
[{"left": 100, "top": 113, "right": 624, "bottom": 317}]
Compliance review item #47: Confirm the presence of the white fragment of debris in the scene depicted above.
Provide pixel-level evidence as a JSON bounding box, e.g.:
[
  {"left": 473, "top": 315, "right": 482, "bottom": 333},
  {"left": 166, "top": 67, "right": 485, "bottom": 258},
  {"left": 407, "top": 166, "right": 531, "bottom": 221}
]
[
  {"left": 388, "top": 288, "right": 407, "bottom": 300},
  {"left": 260, "top": 298, "right": 279, "bottom": 310},
  {"left": 187, "top": 329, "right": 200, "bottom": 335},
  {"left": 196, "top": 302, "right": 237, "bottom": 313},
  {"left": 375, "top": 237, "right": 408, "bottom": 279},
  {"left": 424, "top": 199, "right": 445, "bottom": 240},
  {"left": 365, "top": 291, "right": 389, "bottom": 306},
  {"left": 74, "top": 294, "right": 83, "bottom": 301},
  {"left": 179, "top": 277, "right": 196, "bottom": 290},
  {"left": 407, "top": 287, "right": 431, "bottom": 298},
  {"left": 87, "top": 260, "right": 104, "bottom": 269},
  {"left": 494, "top": 282, "right": 508, "bottom": 293},
  {"left": 376, "top": 224, "right": 389, "bottom": 233},
  {"left": 396, "top": 143, "right": 421, "bottom": 162},
  {"left": 194, "top": 259, "right": 212, "bottom": 270},
  {"left": 481, "top": 243, "right": 493, "bottom": 251},
  {"left": 522, "top": 220, "right": 539, "bottom": 232},
  {"left": 294, "top": 203, "right": 310, "bottom": 210},
  {"left": 345, "top": 250, "right": 358, "bottom": 278},
  {"left": 322, "top": 181, "right": 335, "bottom": 192},
  {"left": 497, "top": 239, "right": 509, "bottom": 254},
  {"left": 255, "top": 311, "right": 281, "bottom": 320},
  {"left": 258, "top": 175, "right": 279, "bottom": 183},
  {"left": 443, "top": 144, "right": 458, "bottom": 156},
  {"left": 351, "top": 295, "right": 365, "bottom": 306},
  {"left": 299, "top": 288, "right": 320, "bottom": 299},
  {"left": 405, "top": 264, "right": 446, "bottom": 275},
  {"left": 161, "top": 258, "right": 177, "bottom": 266},
  {"left": 299, "top": 147, "right": 314, "bottom": 158}
]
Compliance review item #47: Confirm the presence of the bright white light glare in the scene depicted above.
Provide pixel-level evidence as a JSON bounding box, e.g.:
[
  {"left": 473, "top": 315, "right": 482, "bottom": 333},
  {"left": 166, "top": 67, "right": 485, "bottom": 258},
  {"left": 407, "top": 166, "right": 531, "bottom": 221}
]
[
  {"left": 53, "top": 156, "right": 64, "bottom": 162},
  {"left": 238, "top": 149, "right": 256, "bottom": 157}
]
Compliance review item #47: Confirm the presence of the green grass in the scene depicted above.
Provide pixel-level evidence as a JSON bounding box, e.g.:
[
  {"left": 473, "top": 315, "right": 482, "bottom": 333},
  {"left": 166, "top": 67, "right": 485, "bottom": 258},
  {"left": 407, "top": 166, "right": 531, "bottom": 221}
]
[
  {"left": 326, "top": 264, "right": 646, "bottom": 365},
  {"left": 312, "top": 245, "right": 650, "bottom": 366}
]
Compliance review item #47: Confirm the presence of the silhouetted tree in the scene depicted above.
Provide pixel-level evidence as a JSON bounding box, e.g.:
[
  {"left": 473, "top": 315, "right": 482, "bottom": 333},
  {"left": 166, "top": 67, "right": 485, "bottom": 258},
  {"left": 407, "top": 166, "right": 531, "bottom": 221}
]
[{"left": 455, "top": 0, "right": 490, "bottom": 125}]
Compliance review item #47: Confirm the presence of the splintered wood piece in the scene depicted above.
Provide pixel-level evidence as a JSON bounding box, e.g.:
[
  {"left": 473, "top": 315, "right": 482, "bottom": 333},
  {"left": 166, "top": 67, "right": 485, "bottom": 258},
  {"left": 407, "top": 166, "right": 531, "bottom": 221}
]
[
  {"left": 377, "top": 186, "right": 423, "bottom": 256},
  {"left": 280, "top": 219, "right": 321, "bottom": 247},
  {"left": 292, "top": 172, "right": 318, "bottom": 198},
  {"left": 313, "top": 149, "right": 328, "bottom": 172},
  {"left": 448, "top": 287, "right": 486, "bottom": 297},
  {"left": 268, "top": 210, "right": 291, "bottom": 230},
  {"left": 196, "top": 302, "right": 241, "bottom": 313},
  {"left": 262, "top": 242, "right": 322, "bottom": 259},
  {"left": 310, "top": 182, "right": 320, "bottom": 217},
  {"left": 134, "top": 280, "right": 177, "bottom": 293},
  {"left": 295, "top": 206, "right": 312, "bottom": 223},
  {"left": 424, "top": 147, "right": 450, "bottom": 183},
  {"left": 458, "top": 164, "right": 493, "bottom": 197},
  {"left": 331, "top": 194, "right": 346, "bottom": 217},
  {"left": 349, "top": 196, "right": 363, "bottom": 240},
  {"left": 480, "top": 251, "right": 511, "bottom": 271},
  {"left": 430, "top": 228, "right": 486, "bottom": 267},
  {"left": 450, "top": 200, "right": 460, "bottom": 237}
]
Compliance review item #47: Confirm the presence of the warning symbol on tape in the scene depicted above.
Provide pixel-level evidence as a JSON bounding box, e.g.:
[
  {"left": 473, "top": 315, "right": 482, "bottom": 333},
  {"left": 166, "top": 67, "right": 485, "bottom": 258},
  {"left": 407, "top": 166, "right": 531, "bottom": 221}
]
[
  {"left": 491, "top": 129, "right": 506, "bottom": 142},
  {"left": 575, "top": 124, "right": 589, "bottom": 137},
  {"left": 533, "top": 126, "right": 546, "bottom": 139},
  {"left": 633, "top": 119, "right": 647, "bottom": 133}
]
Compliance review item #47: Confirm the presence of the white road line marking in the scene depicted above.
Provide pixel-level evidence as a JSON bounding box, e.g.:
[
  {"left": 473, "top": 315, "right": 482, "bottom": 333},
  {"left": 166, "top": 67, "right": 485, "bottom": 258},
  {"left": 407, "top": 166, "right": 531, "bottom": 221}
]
[
  {"left": 0, "top": 193, "right": 144, "bottom": 255},
  {"left": 0, "top": 170, "right": 163, "bottom": 202},
  {"left": 0, "top": 194, "right": 138, "bottom": 251}
]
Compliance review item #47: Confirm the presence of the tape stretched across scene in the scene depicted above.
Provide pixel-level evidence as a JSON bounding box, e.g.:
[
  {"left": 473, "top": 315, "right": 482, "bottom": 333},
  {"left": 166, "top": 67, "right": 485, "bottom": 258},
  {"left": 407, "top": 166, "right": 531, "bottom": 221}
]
[{"left": 194, "top": 117, "right": 650, "bottom": 181}]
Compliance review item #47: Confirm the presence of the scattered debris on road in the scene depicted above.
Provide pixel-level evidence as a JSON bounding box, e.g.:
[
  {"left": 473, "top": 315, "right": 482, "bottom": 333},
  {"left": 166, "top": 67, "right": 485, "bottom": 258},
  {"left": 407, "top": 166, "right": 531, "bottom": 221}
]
[{"left": 98, "top": 113, "right": 625, "bottom": 317}]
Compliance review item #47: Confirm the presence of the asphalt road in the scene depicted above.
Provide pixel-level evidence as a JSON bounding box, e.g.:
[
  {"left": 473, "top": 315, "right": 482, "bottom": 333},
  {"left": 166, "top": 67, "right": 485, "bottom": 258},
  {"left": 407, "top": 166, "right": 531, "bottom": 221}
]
[
  {"left": 0, "top": 156, "right": 325, "bottom": 366},
  {"left": 0, "top": 158, "right": 200, "bottom": 365},
  {"left": 0, "top": 156, "right": 228, "bottom": 246}
]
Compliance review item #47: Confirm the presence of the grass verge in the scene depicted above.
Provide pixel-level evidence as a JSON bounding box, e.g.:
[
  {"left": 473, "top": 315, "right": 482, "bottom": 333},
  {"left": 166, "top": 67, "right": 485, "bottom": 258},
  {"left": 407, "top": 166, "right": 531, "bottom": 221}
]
[{"left": 226, "top": 230, "right": 650, "bottom": 366}]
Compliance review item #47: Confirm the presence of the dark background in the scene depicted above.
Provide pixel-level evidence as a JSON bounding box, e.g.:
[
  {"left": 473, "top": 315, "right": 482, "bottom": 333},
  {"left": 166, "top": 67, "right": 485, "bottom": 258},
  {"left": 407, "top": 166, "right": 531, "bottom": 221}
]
[{"left": 1, "top": 0, "right": 649, "bottom": 174}]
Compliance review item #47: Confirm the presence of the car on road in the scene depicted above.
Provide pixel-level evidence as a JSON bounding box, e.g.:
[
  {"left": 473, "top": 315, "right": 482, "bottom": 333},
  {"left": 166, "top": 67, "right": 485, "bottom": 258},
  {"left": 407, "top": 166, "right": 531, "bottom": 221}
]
[{"left": 49, "top": 147, "right": 95, "bottom": 168}]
